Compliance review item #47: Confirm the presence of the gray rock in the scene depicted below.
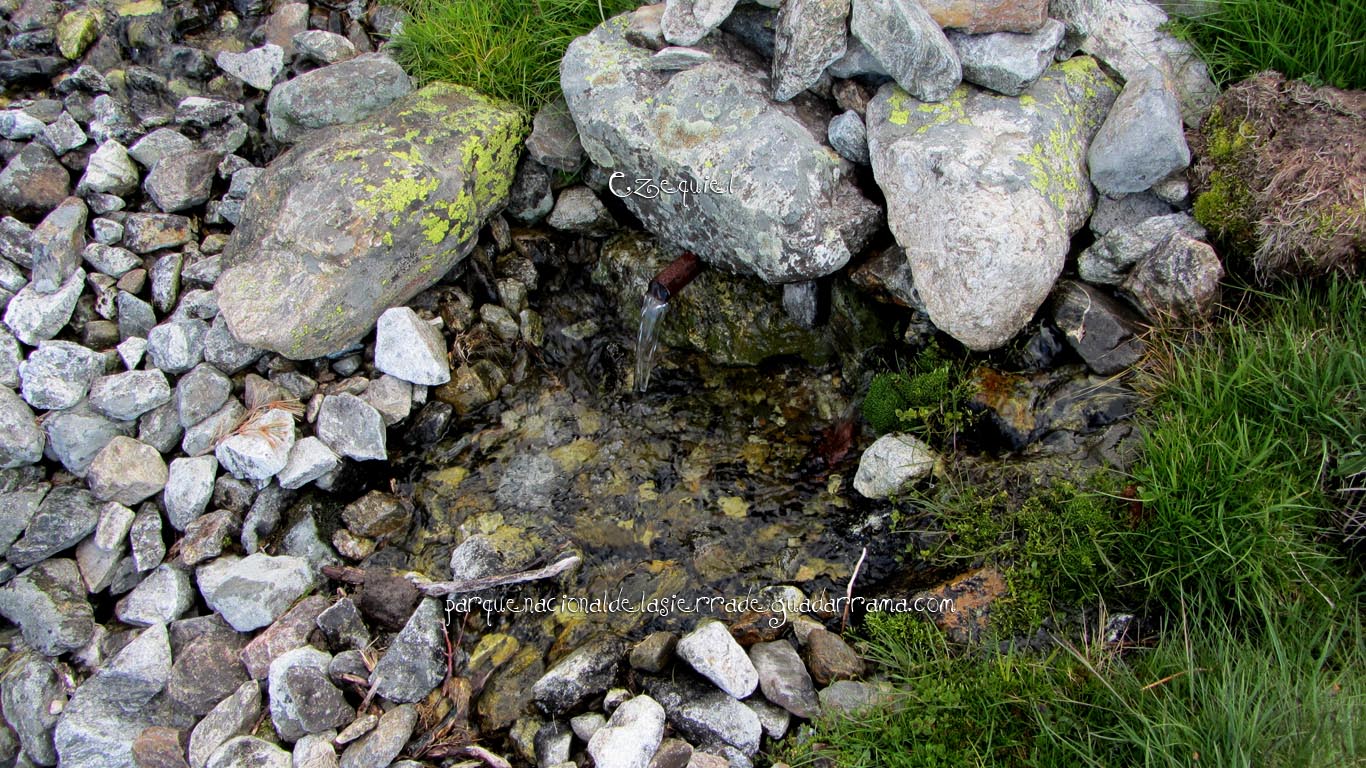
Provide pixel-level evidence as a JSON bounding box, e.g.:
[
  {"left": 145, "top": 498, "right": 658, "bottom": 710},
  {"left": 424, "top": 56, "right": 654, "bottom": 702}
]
[
  {"left": 216, "top": 409, "right": 296, "bottom": 481},
  {"left": 532, "top": 634, "right": 627, "bottom": 714},
  {"left": 91, "top": 217, "right": 124, "bottom": 245},
  {"left": 1, "top": 651, "right": 64, "bottom": 765},
  {"left": 8, "top": 485, "right": 100, "bottom": 568},
  {"left": 5, "top": 266, "right": 85, "bottom": 346},
  {"left": 265, "top": 54, "right": 412, "bottom": 143},
  {"left": 587, "top": 695, "right": 665, "bottom": 768},
  {"left": 168, "top": 626, "right": 251, "bottom": 718},
  {"left": 747, "top": 698, "right": 790, "bottom": 739},
  {"left": 525, "top": 97, "right": 583, "bottom": 172},
  {"left": 116, "top": 563, "right": 193, "bottom": 625},
  {"left": 182, "top": 398, "right": 245, "bottom": 457},
  {"left": 241, "top": 482, "right": 290, "bottom": 554},
  {"left": 221, "top": 84, "right": 520, "bottom": 359},
  {"left": 140, "top": 399, "right": 185, "bottom": 455},
  {"left": 370, "top": 598, "right": 447, "bottom": 703},
  {"left": 87, "top": 436, "right": 168, "bottom": 505},
  {"left": 293, "top": 732, "right": 340, "bottom": 768},
  {"left": 0, "top": 483, "right": 45, "bottom": 558},
  {"left": 662, "top": 0, "right": 741, "bottom": 45},
  {"left": 267, "top": 647, "right": 353, "bottom": 743},
  {"left": 339, "top": 704, "right": 417, "bottom": 768},
  {"left": 315, "top": 597, "right": 370, "bottom": 651},
  {"left": 0, "top": 386, "right": 43, "bottom": 468},
  {"left": 1088, "top": 69, "right": 1189, "bottom": 196},
  {"left": 277, "top": 437, "right": 340, "bottom": 491},
  {"left": 117, "top": 291, "right": 157, "bottom": 340},
  {"left": 176, "top": 97, "right": 243, "bottom": 130},
  {"left": 1089, "top": 191, "right": 1172, "bottom": 237},
  {"left": 851, "top": 0, "right": 961, "bottom": 102},
  {"left": 163, "top": 455, "right": 217, "bottom": 530},
  {"left": 188, "top": 681, "right": 262, "bottom": 768},
  {"left": 76, "top": 141, "right": 138, "bottom": 198},
  {"left": 748, "top": 640, "right": 820, "bottom": 718},
  {"left": 146, "top": 151, "right": 221, "bottom": 213},
  {"left": 265, "top": 2, "right": 310, "bottom": 53},
  {"left": 147, "top": 319, "right": 208, "bottom": 374},
  {"left": 30, "top": 195, "right": 87, "bottom": 293},
  {"left": 676, "top": 620, "right": 759, "bottom": 699},
  {"left": 853, "top": 433, "right": 936, "bottom": 498},
  {"left": 828, "top": 35, "right": 891, "bottom": 79},
  {"left": 561, "top": 21, "right": 879, "bottom": 283},
  {"left": 816, "top": 680, "right": 889, "bottom": 713},
  {"left": 479, "top": 303, "right": 520, "bottom": 342},
  {"left": 84, "top": 242, "right": 141, "bottom": 277},
  {"left": 866, "top": 59, "right": 1117, "bottom": 350},
  {"left": 505, "top": 157, "right": 554, "bottom": 225},
  {"left": 121, "top": 212, "right": 194, "bottom": 254},
  {"left": 447, "top": 533, "right": 505, "bottom": 581},
  {"left": 180, "top": 509, "right": 236, "bottom": 567},
  {"left": 827, "top": 110, "right": 869, "bottom": 165},
  {"left": 1121, "top": 233, "right": 1222, "bottom": 321},
  {"left": 948, "top": 18, "right": 1065, "bottom": 96},
  {"left": 74, "top": 500, "right": 134, "bottom": 592},
  {"left": 129, "top": 129, "right": 196, "bottom": 169},
  {"left": 150, "top": 251, "right": 183, "bottom": 314},
  {"left": 646, "top": 677, "right": 763, "bottom": 755},
  {"left": 198, "top": 553, "right": 318, "bottom": 632},
  {"left": 649, "top": 46, "right": 714, "bottom": 71},
  {"left": 546, "top": 186, "right": 614, "bottom": 235},
  {"left": 0, "top": 328, "right": 18, "bottom": 388},
  {"left": 176, "top": 363, "right": 232, "bottom": 428},
  {"left": 45, "top": 400, "right": 134, "bottom": 475},
  {"left": 204, "top": 315, "right": 262, "bottom": 374},
  {"left": 88, "top": 94, "right": 139, "bottom": 144},
  {"left": 293, "top": 30, "right": 357, "bottom": 65},
  {"left": 216, "top": 45, "right": 285, "bottom": 91},
  {"left": 89, "top": 370, "right": 172, "bottom": 421},
  {"left": 1051, "top": 280, "right": 1143, "bottom": 375},
  {"left": 205, "top": 736, "right": 290, "bottom": 768},
  {"left": 572, "top": 712, "right": 607, "bottom": 742},
  {"left": 373, "top": 307, "right": 449, "bottom": 386},
  {"left": 19, "top": 338, "right": 103, "bottom": 410},
  {"left": 1078, "top": 212, "right": 1204, "bottom": 285},
  {"left": 0, "top": 143, "right": 70, "bottom": 220},
  {"left": 130, "top": 503, "right": 165, "bottom": 571},
  {"left": 0, "top": 559, "right": 94, "bottom": 656},
  {"left": 315, "top": 394, "right": 385, "bottom": 461},
  {"left": 772, "top": 0, "right": 849, "bottom": 101},
  {"left": 42, "top": 112, "right": 87, "bottom": 155},
  {"left": 361, "top": 375, "right": 411, "bottom": 426},
  {"left": 0, "top": 110, "right": 45, "bottom": 140}
]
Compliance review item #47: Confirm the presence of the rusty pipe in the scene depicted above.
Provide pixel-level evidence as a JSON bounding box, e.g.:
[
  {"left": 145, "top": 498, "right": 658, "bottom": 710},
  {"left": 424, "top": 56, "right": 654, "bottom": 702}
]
[{"left": 647, "top": 251, "right": 703, "bottom": 302}]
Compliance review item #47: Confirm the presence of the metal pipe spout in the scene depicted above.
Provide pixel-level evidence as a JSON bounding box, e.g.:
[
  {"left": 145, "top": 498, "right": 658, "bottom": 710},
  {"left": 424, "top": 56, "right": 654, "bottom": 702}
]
[{"left": 647, "top": 251, "right": 703, "bottom": 302}]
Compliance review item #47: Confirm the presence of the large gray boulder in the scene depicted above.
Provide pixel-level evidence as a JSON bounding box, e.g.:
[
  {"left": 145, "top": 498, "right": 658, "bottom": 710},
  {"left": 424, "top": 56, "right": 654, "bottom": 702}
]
[
  {"left": 217, "top": 83, "right": 526, "bottom": 359},
  {"left": 561, "top": 17, "right": 879, "bottom": 284},
  {"left": 866, "top": 58, "right": 1117, "bottom": 350}
]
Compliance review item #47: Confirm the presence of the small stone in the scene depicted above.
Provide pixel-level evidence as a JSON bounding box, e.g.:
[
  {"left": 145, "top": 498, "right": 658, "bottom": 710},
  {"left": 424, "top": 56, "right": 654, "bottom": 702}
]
[
  {"left": 315, "top": 394, "right": 386, "bottom": 461},
  {"left": 77, "top": 140, "right": 138, "bottom": 199},
  {"left": 177, "top": 363, "right": 232, "bottom": 427},
  {"left": 1121, "top": 234, "right": 1222, "bottom": 321},
  {"left": 748, "top": 640, "right": 820, "bottom": 718},
  {"left": 30, "top": 196, "right": 86, "bottom": 292},
  {"left": 0, "top": 386, "right": 44, "bottom": 468},
  {"left": 42, "top": 112, "right": 87, "bottom": 155},
  {"left": 46, "top": 400, "right": 135, "bottom": 476},
  {"left": 947, "top": 19, "right": 1065, "bottom": 96},
  {"left": 532, "top": 634, "right": 627, "bottom": 714},
  {"left": 525, "top": 97, "right": 583, "bottom": 172},
  {"left": 0, "top": 558, "right": 94, "bottom": 655},
  {"left": 374, "top": 307, "right": 449, "bottom": 386},
  {"left": 150, "top": 251, "right": 183, "bottom": 314},
  {"left": 803, "top": 628, "right": 864, "bottom": 685},
  {"left": 587, "top": 695, "right": 666, "bottom": 768},
  {"left": 84, "top": 242, "right": 141, "bottom": 277},
  {"left": 188, "top": 682, "right": 262, "bottom": 768},
  {"left": 1088, "top": 69, "right": 1191, "bottom": 196},
  {"left": 116, "top": 563, "right": 193, "bottom": 625},
  {"left": 332, "top": 528, "right": 373, "bottom": 560},
  {"left": 316, "top": 597, "right": 370, "bottom": 651},
  {"left": 0, "top": 328, "right": 19, "bottom": 388},
  {"left": 827, "top": 110, "right": 869, "bottom": 165},
  {"left": 89, "top": 369, "right": 172, "bottom": 421},
  {"left": 91, "top": 217, "right": 124, "bottom": 245},
  {"left": 122, "top": 213, "right": 194, "bottom": 254},
  {"left": 0, "top": 110, "right": 45, "bottom": 140},
  {"left": 676, "top": 619, "right": 759, "bottom": 699},
  {"left": 771, "top": 0, "right": 850, "bottom": 101},
  {"left": 1051, "top": 280, "right": 1144, "bottom": 375},
  {"left": 5, "top": 267, "right": 85, "bottom": 346},
  {"left": 661, "top": 0, "right": 741, "bottom": 46},
  {"left": 56, "top": 9, "right": 99, "bottom": 59},
  {"left": 216, "top": 45, "right": 285, "bottom": 91},
  {"left": 646, "top": 678, "right": 762, "bottom": 756},
  {"left": 1078, "top": 213, "right": 1205, "bottom": 286},
  {"left": 293, "top": 30, "right": 357, "bottom": 65},
  {"left": 448, "top": 533, "right": 505, "bottom": 581},
  {"left": 747, "top": 698, "right": 790, "bottom": 739},
  {"left": 146, "top": 151, "right": 221, "bottom": 213},
  {"left": 0, "top": 144, "right": 70, "bottom": 220},
  {"left": 1, "top": 651, "right": 64, "bottom": 765},
  {"left": 816, "top": 680, "right": 889, "bottom": 713},
  {"left": 204, "top": 315, "right": 262, "bottom": 374},
  {"left": 74, "top": 499, "right": 134, "bottom": 591},
  {"left": 130, "top": 503, "right": 165, "bottom": 571},
  {"left": 181, "top": 398, "right": 244, "bottom": 456},
  {"left": 204, "top": 737, "right": 290, "bottom": 768},
  {"left": 571, "top": 713, "right": 606, "bottom": 742},
  {"left": 198, "top": 553, "right": 318, "bottom": 632},
  {"left": 546, "top": 186, "right": 615, "bottom": 235},
  {"left": 853, "top": 433, "right": 936, "bottom": 499},
  {"left": 180, "top": 510, "right": 240, "bottom": 567},
  {"left": 265, "top": 3, "right": 309, "bottom": 54},
  {"left": 649, "top": 46, "right": 714, "bottom": 71},
  {"left": 361, "top": 374, "right": 411, "bottom": 426},
  {"left": 216, "top": 409, "right": 296, "bottom": 481},
  {"left": 341, "top": 490, "right": 410, "bottom": 539},
  {"left": 139, "top": 399, "right": 184, "bottom": 454},
  {"left": 147, "top": 319, "right": 208, "bottom": 374},
  {"left": 118, "top": 291, "right": 157, "bottom": 340},
  {"left": 277, "top": 437, "right": 340, "bottom": 490},
  {"left": 0, "top": 483, "right": 45, "bottom": 559},
  {"left": 630, "top": 631, "right": 678, "bottom": 673},
  {"left": 239, "top": 594, "right": 330, "bottom": 679},
  {"left": 87, "top": 436, "right": 168, "bottom": 505},
  {"left": 339, "top": 704, "right": 417, "bottom": 768},
  {"left": 129, "top": 129, "right": 196, "bottom": 169},
  {"left": 9, "top": 484, "right": 100, "bottom": 568},
  {"left": 163, "top": 455, "right": 217, "bottom": 530},
  {"left": 370, "top": 598, "right": 448, "bottom": 703}
]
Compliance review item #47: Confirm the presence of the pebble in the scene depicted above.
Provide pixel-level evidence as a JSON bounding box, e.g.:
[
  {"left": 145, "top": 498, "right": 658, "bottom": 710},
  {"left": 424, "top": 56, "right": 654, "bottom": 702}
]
[
  {"left": 164, "top": 455, "right": 218, "bottom": 530},
  {"left": 316, "top": 393, "right": 386, "bottom": 461},
  {"left": 0, "top": 385, "right": 44, "bottom": 469},
  {"left": 374, "top": 306, "right": 450, "bottom": 386},
  {"left": 115, "top": 562, "right": 193, "bottom": 625},
  {"left": 4, "top": 267, "right": 86, "bottom": 346},
  {"left": 86, "top": 435, "right": 168, "bottom": 505},
  {"left": 147, "top": 319, "right": 209, "bottom": 374},
  {"left": 676, "top": 619, "right": 759, "bottom": 699}
]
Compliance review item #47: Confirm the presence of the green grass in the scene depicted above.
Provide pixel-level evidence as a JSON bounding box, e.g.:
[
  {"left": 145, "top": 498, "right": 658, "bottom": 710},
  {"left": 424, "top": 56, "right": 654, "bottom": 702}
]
[
  {"left": 1170, "top": 0, "right": 1366, "bottom": 89},
  {"left": 780, "top": 281, "right": 1366, "bottom": 768},
  {"left": 385, "top": 0, "right": 640, "bottom": 110}
]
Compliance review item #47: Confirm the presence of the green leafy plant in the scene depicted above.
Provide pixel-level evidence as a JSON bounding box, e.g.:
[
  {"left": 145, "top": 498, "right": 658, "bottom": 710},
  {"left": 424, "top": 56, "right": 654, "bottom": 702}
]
[{"left": 862, "top": 346, "right": 972, "bottom": 444}]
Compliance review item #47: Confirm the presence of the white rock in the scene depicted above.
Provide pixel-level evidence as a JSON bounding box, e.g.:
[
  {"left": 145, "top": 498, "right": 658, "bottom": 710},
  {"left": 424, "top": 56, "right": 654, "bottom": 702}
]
[
  {"left": 164, "top": 455, "right": 218, "bottom": 530},
  {"left": 277, "top": 436, "right": 341, "bottom": 490},
  {"left": 676, "top": 619, "right": 759, "bottom": 699},
  {"left": 373, "top": 307, "right": 450, "bottom": 385},
  {"left": 587, "top": 695, "right": 666, "bottom": 768},
  {"left": 853, "top": 433, "right": 936, "bottom": 498}
]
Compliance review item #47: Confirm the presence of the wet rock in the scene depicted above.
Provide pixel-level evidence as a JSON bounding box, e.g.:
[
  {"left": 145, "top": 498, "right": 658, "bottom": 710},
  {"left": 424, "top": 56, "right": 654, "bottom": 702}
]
[
  {"left": 89, "top": 370, "right": 172, "bottom": 421},
  {"left": 1, "top": 651, "right": 64, "bottom": 764},
  {"left": 268, "top": 647, "right": 353, "bottom": 742},
  {"left": 533, "top": 634, "right": 627, "bottom": 714},
  {"left": 677, "top": 620, "right": 758, "bottom": 699},
  {"left": 122, "top": 213, "right": 194, "bottom": 254},
  {"left": 338, "top": 704, "right": 416, "bottom": 768},
  {"left": 1077, "top": 212, "right": 1204, "bottom": 286},
  {"left": 1051, "top": 280, "right": 1143, "bottom": 375},
  {"left": 851, "top": 0, "right": 960, "bottom": 102},
  {"left": 374, "top": 307, "right": 449, "bottom": 386},
  {"left": 315, "top": 394, "right": 386, "bottom": 461},
  {"left": 748, "top": 640, "right": 820, "bottom": 718},
  {"left": 188, "top": 681, "right": 261, "bottom": 768},
  {"left": 662, "top": 0, "right": 741, "bottom": 46},
  {"left": 587, "top": 695, "right": 666, "bottom": 768},
  {"left": 0, "top": 143, "right": 69, "bottom": 220},
  {"left": 204, "top": 737, "right": 290, "bottom": 768},
  {"left": 356, "top": 571, "right": 420, "bottom": 630},
  {"left": 216, "top": 45, "right": 284, "bottom": 91},
  {"left": 168, "top": 628, "right": 250, "bottom": 716},
  {"left": 293, "top": 31, "right": 357, "bottom": 65},
  {"left": 866, "top": 59, "right": 1117, "bottom": 350},
  {"left": 9, "top": 485, "right": 100, "bottom": 569},
  {"left": 46, "top": 400, "right": 135, "bottom": 476},
  {"left": 948, "top": 18, "right": 1065, "bottom": 96},
  {"left": 405, "top": 401, "right": 452, "bottom": 445},
  {"left": 853, "top": 433, "right": 936, "bottom": 499},
  {"left": 1088, "top": 69, "right": 1190, "bottom": 196},
  {"left": 0, "top": 558, "right": 94, "bottom": 656},
  {"left": 646, "top": 677, "right": 763, "bottom": 755},
  {"left": 370, "top": 598, "right": 446, "bottom": 703},
  {"left": 147, "top": 319, "right": 208, "bottom": 374},
  {"left": 546, "top": 186, "right": 614, "bottom": 235},
  {"left": 216, "top": 409, "right": 296, "bottom": 481},
  {"left": 146, "top": 151, "right": 221, "bottom": 213},
  {"left": 0, "top": 386, "right": 44, "bottom": 468},
  {"left": 341, "top": 491, "right": 410, "bottom": 539},
  {"left": 965, "top": 365, "right": 1138, "bottom": 449},
  {"left": 116, "top": 563, "right": 193, "bottom": 626},
  {"left": 629, "top": 631, "right": 678, "bottom": 674},
  {"left": 5, "top": 267, "right": 86, "bottom": 346},
  {"left": 816, "top": 680, "right": 890, "bottom": 713},
  {"left": 562, "top": 21, "right": 878, "bottom": 283},
  {"left": 914, "top": 565, "right": 1007, "bottom": 643},
  {"left": 221, "top": 84, "right": 521, "bottom": 359},
  {"left": 448, "top": 533, "right": 507, "bottom": 581},
  {"left": 526, "top": 97, "right": 583, "bottom": 172},
  {"left": 198, "top": 553, "right": 318, "bottom": 632},
  {"left": 88, "top": 436, "right": 168, "bottom": 505},
  {"left": 803, "top": 628, "right": 863, "bottom": 685}
]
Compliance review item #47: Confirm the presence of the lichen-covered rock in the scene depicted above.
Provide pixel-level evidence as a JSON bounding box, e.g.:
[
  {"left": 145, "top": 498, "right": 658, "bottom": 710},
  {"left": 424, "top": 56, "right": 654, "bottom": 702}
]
[
  {"left": 218, "top": 83, "right": 526, "bottom": 359},
  {"left": 866, "top": 58, "right": 1118, "bottom": 350},
  {"left": 561, "top": 17, "right": 879, "bottom": 283}
]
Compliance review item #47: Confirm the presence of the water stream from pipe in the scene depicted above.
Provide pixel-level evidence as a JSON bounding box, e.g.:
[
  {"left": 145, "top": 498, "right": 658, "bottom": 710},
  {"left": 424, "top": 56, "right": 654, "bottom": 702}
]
[{"left": 634, "top": 289, "right": 670, "bottom": 392}]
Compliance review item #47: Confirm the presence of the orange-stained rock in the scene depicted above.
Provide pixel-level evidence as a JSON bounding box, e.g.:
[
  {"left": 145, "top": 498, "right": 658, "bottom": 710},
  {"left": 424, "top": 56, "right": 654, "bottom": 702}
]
[{"left": 919, "top": 0, "right": 1048, "bottom": 34}]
